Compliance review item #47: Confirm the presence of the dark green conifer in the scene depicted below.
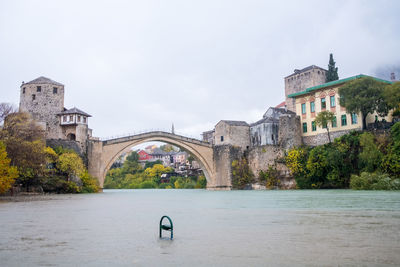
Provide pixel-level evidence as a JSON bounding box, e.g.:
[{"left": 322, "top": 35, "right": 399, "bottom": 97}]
[{"left": 326, "top": 53, "right": 339, "bottom": 82}]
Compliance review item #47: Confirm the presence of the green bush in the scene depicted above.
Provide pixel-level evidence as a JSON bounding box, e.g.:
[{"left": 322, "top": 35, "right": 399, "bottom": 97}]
[
  {"left": 350, "top": 172, "right": 400, "bottom": 190},
  {"left": 183, "top": 181, "right": 196, "bottom": 189},
  {"left": 195, "top": 175, "right": 207, "bottom": 189},
  {"left": 64, "top": 181, "right": 80, "bottom": 193},
  {"left": 80, "top": 171, "right": 100, "bottom": 193},
  {"left": 139, "top": 180, "right": 157, "bottom": 189},
  {"left": 158, "top": 183, "right": 172, "bottom": 189}
]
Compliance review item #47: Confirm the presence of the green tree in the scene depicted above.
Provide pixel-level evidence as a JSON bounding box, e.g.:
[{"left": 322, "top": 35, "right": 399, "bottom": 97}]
[
  {"left": 326, "top": 53, "right": 339, "bottom": 82},
  {"left": 358, "top": 132, "right": 383, "bottom": 172},
  {"left": 0, "top": 102, "right": 16, "bottom": 125},
  {"left": 0, "top": 142, "right": 19, "bottom": 194},
  {"left": 144, "top": 164, "right": 172, "bottom": 185},
  {"left": 315, "top": 111, "right": 335, "bottom": 143},
  {"left": 121, "top": 153, "right": 142, "bottom": 174},
  {"left": 195, "top": 175, "right": 207, "bottom": 188},
  {"left": 160, "top": 144, "right": 177, "bottom": 152},
  {"left": 382, "top": 122, "right": 400, "bottom": 177},
  {"left": 383, "top": 81, "right": 400, "bottom": 116},
  {"left": 144, "top": 160, "right": 163, "bottom": 169},
  {"left": 0, "top": 112, "right": 46, "bottom": 189},
  {"left": 231, "top": 157, "right": 254, "bottom": 189},
  {"left": 80, "top": 171, "right": 100, "bottom": 193},
  {"left": 56, "top": 152, "right": 85, "bottom": 181},
  {"left": 339, "top": 77, "right": 390, "bottom": 130},
  {"left": 126, "top": 151, "right": 139, "bottom": 162}
]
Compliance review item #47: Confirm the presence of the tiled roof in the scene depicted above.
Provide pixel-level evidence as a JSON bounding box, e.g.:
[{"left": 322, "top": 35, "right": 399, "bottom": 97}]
[
  {"left": 275, "top": 101, "right": 286, "bottom": 108},
  {"left": 285, "top": 65, "right": 327, "bottom": 78},
  {"left": 22, "top": 76, "right": 64, "bottom": 87},
  {"left": 288, "top": 74, "right": 393, "bottom": 98},
  {"left": 218, "top": 120, "right": 249, "bottom": 126},
  {"left": 58, "top": 107, "right": 92, "bottom": 117}
]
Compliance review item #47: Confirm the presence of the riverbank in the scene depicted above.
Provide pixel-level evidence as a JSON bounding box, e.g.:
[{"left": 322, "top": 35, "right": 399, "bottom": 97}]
[{"left": 0, "top": 192, "right": 71, "bottom": 202}]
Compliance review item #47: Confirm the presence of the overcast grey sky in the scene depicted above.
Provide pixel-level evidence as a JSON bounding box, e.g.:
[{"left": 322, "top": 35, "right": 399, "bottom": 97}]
[{"left": 1, "top": 0, "right": 399, "bottom": 139}]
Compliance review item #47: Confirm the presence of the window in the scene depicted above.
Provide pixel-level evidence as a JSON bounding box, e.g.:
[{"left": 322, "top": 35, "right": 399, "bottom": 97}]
[
  {"left": 321, "top": 98, "right": 326, "bottom": 109},
  {"left": 32, "top": 94, "right": 36, "bottom": 101},
  {"left": 53, "top": 87, "right": 58, "bottom": 94},
  {"left": 322, "top": 121, "right": 327, "bottom": 128},
  {"left": 220, "top": 136, "right": 224, "bottom": 142},
  {"left": 330, "top": 95, "right": 336, "bottom": 107},
  {"left": 312, "top": 121, "right": 316, "bottom": 131},
  {"left": 37, "top": 86, "right": 41, "bottom": 92},
  {"left": 83, "top": 117, "right": 87, "bottom": 123},
  {"left": 63, "top": 116, "right": 67, "bottom": 122},
  {"left": 310, "top": 101, "right": 315, "bottom": 113},
  {"left": 351, "top": 113, "right": 358, "bottom": 124},
  {"left": 301, "top": 103, "right": 306, "bottom": 114},
  {"left": 69, "top": 115, "right": 73, "bottom": 122},
  {"left": 332, "top": 116, "right": 337, "bottom": 127},
  {"left": 77, "top": 116, "right": 81, "bottom": 122},
  {"left": 302, "top": 122, "right": 307, "bottom": 133},
  {"left": 341, "top": 115, "right": 347, "bottom": 126},
  {"left": 23, "top": 87, "right": 25, "bottom": 94}
]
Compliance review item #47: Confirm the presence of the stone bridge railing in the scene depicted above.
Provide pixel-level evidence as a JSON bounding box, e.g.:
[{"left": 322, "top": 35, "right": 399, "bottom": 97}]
[{"left": 101, "top": 131, "right": 212, "bottom": 147}]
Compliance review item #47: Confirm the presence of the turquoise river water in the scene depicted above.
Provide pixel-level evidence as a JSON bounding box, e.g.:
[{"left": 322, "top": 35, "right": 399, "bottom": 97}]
[{"left": 1, "top": 189, "right": 400, "bottom": 266}]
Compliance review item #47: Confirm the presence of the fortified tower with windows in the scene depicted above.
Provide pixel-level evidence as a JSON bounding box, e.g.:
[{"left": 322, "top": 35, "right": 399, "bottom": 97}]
[
  {"left": 19, "top": 76, "right": 92, "bottom": 153},
  {"left": 284, "top": 65, "right": 327, "bottom": 112}
]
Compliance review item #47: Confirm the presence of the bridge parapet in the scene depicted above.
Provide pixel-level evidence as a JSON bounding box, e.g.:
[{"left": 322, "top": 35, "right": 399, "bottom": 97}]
[{"left": 102, "top": 131, "right": 212, "bottom": 147}]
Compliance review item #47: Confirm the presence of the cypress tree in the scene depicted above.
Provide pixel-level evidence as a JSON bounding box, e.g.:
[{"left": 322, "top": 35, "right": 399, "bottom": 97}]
[{"left": 326, "top": 53, "right": 339, "bottom": 82}]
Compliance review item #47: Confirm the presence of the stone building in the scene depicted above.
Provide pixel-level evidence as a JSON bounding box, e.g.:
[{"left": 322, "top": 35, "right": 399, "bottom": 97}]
[
  {"left": 19, "top": 76, "right": 92, "bottom": 153},
  {"left": 285, "top": 65, "right": 327, "bottom": 112},
  {"left": 201, "top": 130, "right": 215, "bottom": 145},
  {"left": 288, "top": 74, "right": 394, "bottom": 146},
  {"left": 214, "top": 120, "right": 250, "bottom": 150},
  {"left": 250, "top": 107, "right": 295, "bottom": 146}
]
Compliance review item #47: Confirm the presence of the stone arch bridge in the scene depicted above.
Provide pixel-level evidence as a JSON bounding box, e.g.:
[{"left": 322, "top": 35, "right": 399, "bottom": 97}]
[{"left": 87, "top": 131, "right": 234, "bottom": 190}]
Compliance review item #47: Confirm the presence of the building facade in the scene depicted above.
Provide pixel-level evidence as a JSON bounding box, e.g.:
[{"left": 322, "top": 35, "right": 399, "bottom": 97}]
[
  {"left": 19, "top": 76, "right": 92, "bottom": 152},
  {"left": 214, "top": 120, "right": 250, "bottom": 150},
  {"left": 284, "top": 65, "right": 327, "bottom": 112},
  {"left": 288, "top": 74, "right": 393, "bottom": 146},
  {"left": 250, "top": 107, "right": 295, "bottom": 146}
]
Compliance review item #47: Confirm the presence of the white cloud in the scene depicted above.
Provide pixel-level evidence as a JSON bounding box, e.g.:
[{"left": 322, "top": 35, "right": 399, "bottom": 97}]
[{"left": 1, "top": 0, "right": 399, "bottom": 138}]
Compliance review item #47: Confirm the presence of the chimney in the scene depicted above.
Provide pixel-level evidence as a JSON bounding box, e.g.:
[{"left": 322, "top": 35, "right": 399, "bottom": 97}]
[{"left": 391, "top": 72, "right": 396, "bottom": 81}]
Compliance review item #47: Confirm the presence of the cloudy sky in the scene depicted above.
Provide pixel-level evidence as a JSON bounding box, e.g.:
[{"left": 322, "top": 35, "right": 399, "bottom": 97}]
[{"left": 1, "top": 0, "right": 399, "bottom": 139}]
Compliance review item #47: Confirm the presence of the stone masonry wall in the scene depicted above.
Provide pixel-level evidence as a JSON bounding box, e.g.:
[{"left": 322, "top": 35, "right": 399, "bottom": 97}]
[
  {"left": 247, "top": 145, "right": 295, "bottom": 189},
  {"left": 302, "top": 128, "right": 361, "bottom": 146},
  {"left": 284, "top": 67, "right": 326, "bottom": 112},
  {"left": 46, "top": 139, "right": 84, "bottom": 158},
  {"left": 278, "top": 114, "right": 302, "bottom": 150},
  {"left": 19, "top": 82, "right": 64, "bottom": 139},
  {"left": 214, "top": 123, "right": 250, "bottom": 150},
  {"left": 213, "top": 145, "right": 243, "bottom": 189}
]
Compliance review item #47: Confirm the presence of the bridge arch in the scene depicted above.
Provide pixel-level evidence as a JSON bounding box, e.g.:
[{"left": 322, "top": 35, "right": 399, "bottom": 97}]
[{"left": 88, "top": 132, "right": 216, "bottom": 189}]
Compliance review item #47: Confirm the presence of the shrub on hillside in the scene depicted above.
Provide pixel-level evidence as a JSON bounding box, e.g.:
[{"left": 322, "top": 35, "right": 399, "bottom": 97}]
[{"left": 350, "top": 172, "right": 400, "bottom": 190}]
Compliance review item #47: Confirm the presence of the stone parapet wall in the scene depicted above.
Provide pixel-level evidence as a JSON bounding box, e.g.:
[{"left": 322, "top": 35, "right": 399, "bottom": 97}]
[{"left": 302, "top": 128, "right": 361, "bottom": 146}]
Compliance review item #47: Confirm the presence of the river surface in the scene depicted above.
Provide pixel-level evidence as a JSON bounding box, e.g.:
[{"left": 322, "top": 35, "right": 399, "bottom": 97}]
[{"left": 1, "top": 189, "right": 400, "bottom": 266}]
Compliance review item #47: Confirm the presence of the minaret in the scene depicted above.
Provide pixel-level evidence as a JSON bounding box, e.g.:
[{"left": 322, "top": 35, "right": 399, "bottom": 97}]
[
  {"left": 171, "top": 123, "right": 175, "bottom": 134},
  {"left": 391, "top": 72, "right": 396, "bottom": 82}
]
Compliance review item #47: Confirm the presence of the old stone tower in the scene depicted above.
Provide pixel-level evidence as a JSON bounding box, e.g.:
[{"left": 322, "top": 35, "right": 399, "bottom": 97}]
[
  {"left": 19, "top": 76, "right": 92, "bottom": 153},
  {"left": 284, "top": 65, "right": 327, "bottom": 112},
  {"left": 19, "top": 76, "right": 65, "bottom": 139}
]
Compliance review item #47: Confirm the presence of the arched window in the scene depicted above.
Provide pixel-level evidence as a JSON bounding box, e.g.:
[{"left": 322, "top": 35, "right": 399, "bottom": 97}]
[{"left": 67, "top": 133, "right": 76, "bottom": 141}]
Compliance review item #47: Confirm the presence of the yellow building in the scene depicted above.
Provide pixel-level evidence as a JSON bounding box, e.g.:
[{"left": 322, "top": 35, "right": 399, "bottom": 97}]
[{"left": 288, "top": 74, "right": 393, "bottom": 145}]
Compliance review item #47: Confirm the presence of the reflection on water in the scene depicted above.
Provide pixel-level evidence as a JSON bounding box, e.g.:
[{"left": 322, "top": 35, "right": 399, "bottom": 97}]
[{"left": 1, "top": 189, "right": 400, "bottom": 266}]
